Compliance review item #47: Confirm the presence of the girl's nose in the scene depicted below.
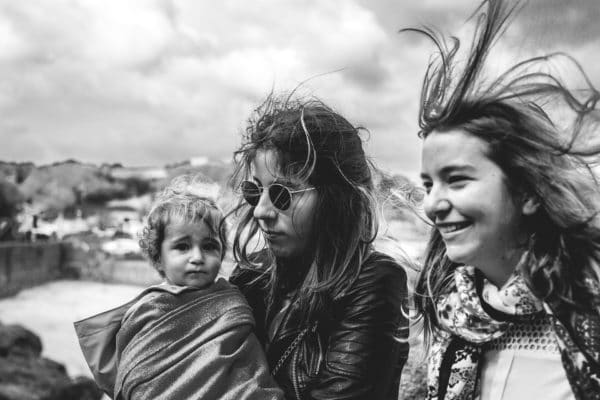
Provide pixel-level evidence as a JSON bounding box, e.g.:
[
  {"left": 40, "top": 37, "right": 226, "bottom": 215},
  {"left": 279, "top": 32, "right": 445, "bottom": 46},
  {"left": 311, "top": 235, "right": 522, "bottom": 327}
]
[
  {"left": 253, "top": 189, "right": 277, "bottom": 220},
  {"left": 189, "top": 246, "right": 204, "bottom": 264},
  {"left": 423, "top": 188, "right": 451, "bottom": 221}
]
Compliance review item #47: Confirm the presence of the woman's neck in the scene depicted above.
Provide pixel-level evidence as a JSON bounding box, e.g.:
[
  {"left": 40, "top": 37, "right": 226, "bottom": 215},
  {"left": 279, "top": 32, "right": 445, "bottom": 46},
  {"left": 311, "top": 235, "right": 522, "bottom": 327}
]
[{"left": 476, "top": 248, "right": 525, "bottom": 288}]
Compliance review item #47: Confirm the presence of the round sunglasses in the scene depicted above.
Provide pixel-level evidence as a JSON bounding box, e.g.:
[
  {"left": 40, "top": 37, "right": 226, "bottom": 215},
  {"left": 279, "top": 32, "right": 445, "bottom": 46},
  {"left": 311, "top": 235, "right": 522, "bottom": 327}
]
[{"left": 240, "top": 180, "right": 315, "bottom": 211}]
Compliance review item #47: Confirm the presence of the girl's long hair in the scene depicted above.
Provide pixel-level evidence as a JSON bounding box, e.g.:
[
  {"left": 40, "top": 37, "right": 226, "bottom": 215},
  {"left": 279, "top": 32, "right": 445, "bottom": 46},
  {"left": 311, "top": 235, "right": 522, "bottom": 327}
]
[
  {"left": 406, "top": 0, "right": 600, "bottom": 349},
  {"left": 230, "top": 94, "right": 378, "bottom": 325}
]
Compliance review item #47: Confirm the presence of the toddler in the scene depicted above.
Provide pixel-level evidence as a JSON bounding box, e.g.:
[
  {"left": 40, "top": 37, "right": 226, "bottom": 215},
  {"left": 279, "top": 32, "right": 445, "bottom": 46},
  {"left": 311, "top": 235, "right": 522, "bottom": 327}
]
[{"left": 75, "top": 175, "right": 283, "bottom": 400}]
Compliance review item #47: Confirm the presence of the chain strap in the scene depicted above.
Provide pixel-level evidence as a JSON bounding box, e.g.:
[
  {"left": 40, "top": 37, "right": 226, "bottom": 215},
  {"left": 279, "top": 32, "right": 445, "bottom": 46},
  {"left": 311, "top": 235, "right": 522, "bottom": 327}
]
[{"left": 271, "top": 327, "right": 309, "bottom": 376}]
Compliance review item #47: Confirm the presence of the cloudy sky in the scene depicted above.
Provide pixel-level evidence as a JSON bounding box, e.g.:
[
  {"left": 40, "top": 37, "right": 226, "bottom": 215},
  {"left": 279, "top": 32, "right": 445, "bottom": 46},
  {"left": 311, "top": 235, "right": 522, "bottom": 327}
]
[{"left": 1, "top": 0, "right": 599, "bottom": 178}]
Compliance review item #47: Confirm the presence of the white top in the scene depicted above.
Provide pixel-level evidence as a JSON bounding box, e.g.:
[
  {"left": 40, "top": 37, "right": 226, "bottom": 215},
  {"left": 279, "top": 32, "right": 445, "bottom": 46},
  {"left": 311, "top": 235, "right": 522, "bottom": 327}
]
[{"left": 479, "top": 314, "right": 575, "bottom": 400}]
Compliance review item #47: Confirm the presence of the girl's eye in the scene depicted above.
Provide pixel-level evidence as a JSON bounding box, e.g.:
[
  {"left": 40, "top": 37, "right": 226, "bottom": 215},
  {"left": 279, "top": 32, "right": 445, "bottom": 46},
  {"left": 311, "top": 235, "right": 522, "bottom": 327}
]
[
  {"left": 202, "top": 241, "right": 221, "bottom": 252},
  {"left": 448, "top": 175, "right": 469, "bottom": 185},
  {"left": 173, "top": 243, "right": 190, "bottom": 251},
  {"left": 421, "top": 181, "right": 433, "bottom": 194}
]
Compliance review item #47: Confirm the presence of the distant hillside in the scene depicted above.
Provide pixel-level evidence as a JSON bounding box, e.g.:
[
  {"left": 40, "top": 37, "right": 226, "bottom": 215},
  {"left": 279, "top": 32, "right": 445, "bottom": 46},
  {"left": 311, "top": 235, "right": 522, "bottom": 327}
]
[
  {"left": 2, "top": 159, "right": 233, "bottom": 215},
  {"left": 20, "top": 161, "right": 119, "bottom": 212}
]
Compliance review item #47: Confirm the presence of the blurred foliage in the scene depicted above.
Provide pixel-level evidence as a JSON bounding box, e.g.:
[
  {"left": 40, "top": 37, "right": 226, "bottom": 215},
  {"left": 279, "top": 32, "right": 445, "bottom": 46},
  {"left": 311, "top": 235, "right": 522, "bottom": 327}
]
[
  {"left": 84, "top": 177, "right": 152, "bottom": 203},
  {"left": 0, "top": 161, "right": 35, "bottom": 184},
  {"left": 0, "top": 178, "right": 25, "bottom": 240},
  {"left": 0, "top": 178, "right": 24, "bottom": 218}
]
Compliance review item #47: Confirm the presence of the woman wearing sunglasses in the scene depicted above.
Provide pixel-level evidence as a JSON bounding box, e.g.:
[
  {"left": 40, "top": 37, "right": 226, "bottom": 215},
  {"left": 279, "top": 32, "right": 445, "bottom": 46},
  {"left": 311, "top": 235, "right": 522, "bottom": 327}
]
[{"left": 229, "top": 95, "right": 409, "bottom": 400}]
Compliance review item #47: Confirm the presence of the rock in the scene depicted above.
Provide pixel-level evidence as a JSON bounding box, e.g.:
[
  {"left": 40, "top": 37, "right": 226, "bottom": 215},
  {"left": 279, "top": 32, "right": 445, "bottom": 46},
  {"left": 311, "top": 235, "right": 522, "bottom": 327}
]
[
  {"left": 48, "top": 376, "right": 104, "bottom": 400},
  {"left": 0, "top": 324, "right": 42, "bottom": 358},
  {"left": 0, "top": 323, "right": 103, "bottom": 400},
  {"left": 0, "top": 355, "right": 70, "bottom": 399}
]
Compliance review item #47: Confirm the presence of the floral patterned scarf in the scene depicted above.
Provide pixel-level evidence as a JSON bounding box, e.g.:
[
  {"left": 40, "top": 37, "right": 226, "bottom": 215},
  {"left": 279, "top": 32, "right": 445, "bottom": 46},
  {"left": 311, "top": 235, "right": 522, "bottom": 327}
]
[{"left": 428, "top": 266, "right": 600, "bottom": 400}]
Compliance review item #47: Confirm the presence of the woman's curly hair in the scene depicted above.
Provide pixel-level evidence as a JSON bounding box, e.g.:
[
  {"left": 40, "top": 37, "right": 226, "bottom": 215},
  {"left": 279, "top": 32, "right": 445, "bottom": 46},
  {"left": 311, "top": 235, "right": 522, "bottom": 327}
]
[{"left": 230, "top": 93, "right": 380, "bottom": 324}]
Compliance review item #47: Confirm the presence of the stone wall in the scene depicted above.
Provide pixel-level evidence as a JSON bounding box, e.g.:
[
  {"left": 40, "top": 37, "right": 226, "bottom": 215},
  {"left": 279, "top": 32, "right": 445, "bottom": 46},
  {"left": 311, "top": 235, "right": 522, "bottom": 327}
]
[
  {"left": 60, "top": 240, "right": 161, "bottom": 286},
  {"left": 0, "top": 241, "right": 162, "bottom": 298},
  {"left": 0, "top": 242, "right": 64, "bottom": 298}
]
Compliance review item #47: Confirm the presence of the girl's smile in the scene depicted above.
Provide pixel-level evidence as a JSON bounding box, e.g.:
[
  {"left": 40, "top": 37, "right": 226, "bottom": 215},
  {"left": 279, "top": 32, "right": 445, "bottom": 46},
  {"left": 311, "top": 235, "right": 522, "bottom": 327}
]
[{"left": 436, "top": 221, "right": 472, "bottom": 236}]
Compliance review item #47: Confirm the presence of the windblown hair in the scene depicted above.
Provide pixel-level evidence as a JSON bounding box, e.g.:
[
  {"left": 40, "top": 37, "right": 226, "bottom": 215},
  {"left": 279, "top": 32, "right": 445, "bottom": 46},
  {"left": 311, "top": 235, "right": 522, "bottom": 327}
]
[
  {"left": 231, "top": 94, "right": 378, "bottom": 324},
  {"left": 139, "top": 174, "right": 228, "bottom": 276},
  {"left": 407, "top": 0, "right": 600, "bottom": 348}
]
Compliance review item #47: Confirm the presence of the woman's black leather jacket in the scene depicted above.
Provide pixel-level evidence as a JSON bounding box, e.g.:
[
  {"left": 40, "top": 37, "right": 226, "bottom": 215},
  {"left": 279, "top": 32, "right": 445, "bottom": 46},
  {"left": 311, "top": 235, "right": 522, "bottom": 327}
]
[{"left": 230, "top": 251, "right": 409, "bottom": 400}]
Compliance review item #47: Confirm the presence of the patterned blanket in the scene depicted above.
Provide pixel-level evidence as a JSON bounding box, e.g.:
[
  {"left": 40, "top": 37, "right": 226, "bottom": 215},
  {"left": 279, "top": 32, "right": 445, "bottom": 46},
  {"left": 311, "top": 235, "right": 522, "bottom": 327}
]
[{"left": 74, "top": 279, "right": 283, "bottom": 400}]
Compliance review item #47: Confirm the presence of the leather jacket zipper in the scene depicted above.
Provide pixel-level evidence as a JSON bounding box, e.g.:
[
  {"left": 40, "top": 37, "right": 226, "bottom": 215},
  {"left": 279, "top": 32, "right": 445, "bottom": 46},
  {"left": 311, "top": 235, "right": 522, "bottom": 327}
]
[
  {"left": 307, "top": 323, "right": 323, "bottom": 376},
  {"left": 313, "top": 335, "right": 323, "bottom": 376},
  {"left": 292, "top": 346, "right": 302, "bottom": 400}
]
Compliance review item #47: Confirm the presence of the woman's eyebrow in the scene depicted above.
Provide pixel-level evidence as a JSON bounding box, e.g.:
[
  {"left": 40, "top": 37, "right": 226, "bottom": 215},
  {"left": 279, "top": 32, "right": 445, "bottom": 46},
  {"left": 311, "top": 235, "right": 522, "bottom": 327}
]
[
  {"left": 424, "top": 164, "right": 475, "bottom": 177},
  {"left": 420, "top": 164, "right": 476, "bottom": 181},
  {"left": 203, "top": 237, "right": 222, "bottom": 246},
  {"left": 439, "top": 164, "right": 476, "bottom": 175},
  {"left": 168, "top": 234, "right": 189, "bottom": 243},
  {"left": 272, "top": 178, "right": 291, "bottom": 185}
]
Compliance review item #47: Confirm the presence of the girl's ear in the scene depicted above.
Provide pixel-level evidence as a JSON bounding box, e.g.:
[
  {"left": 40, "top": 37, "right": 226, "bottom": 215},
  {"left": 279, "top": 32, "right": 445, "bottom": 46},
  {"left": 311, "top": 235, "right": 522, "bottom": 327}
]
[{"left": 521, "top": 195, "right": 539, "bottom": 216}]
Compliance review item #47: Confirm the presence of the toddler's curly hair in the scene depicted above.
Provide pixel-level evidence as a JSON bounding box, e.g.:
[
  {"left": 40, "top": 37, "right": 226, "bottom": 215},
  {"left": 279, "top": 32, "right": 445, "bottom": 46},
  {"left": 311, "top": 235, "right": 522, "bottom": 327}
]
[{"left": 139, "top": 174, "right": 227, "bottom": 277}]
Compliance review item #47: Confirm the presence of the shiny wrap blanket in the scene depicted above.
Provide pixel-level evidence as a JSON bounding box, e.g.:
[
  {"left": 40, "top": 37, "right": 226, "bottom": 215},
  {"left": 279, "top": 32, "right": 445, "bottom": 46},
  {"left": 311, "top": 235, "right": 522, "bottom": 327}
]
[{"left": 74, "top": 279, "right": 283, "bottom": 400}]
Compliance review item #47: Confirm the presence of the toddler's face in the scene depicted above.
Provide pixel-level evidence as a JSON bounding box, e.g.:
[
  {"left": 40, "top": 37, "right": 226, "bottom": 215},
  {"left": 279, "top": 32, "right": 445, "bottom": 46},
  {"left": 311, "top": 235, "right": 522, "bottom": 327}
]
[{"left": 159, "top": 218, "right": 222, "bottom": 288}]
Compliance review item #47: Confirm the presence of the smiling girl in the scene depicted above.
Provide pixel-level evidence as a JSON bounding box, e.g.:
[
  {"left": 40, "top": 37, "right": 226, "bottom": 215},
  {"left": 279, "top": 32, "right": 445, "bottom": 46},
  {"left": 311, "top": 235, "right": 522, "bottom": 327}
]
[{"left": 408, "top": 0, "right": 600, "bottom": 399}]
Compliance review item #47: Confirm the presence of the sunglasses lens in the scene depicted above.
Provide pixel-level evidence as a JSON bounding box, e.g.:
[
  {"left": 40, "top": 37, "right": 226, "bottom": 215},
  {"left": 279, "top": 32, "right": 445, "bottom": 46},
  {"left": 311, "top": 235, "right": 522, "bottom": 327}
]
[
  {"left": 269, "top": 184, "right": 292, "bottom": 210},
  {"left": 241, "top": 181, "right": 261, "bottom": 206}
]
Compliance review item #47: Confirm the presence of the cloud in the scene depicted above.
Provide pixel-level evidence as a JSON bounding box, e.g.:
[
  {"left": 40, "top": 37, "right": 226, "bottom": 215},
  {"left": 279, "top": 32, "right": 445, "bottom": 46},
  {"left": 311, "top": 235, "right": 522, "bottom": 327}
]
[
  {"left": 0, "top": 0, "right": 598, "bottom": 178},
  {"left": 0, "top": 0, "right": 394, "bottom": 164},
  {"left": 517, "top": 0, "right": 600, "bottom": 47}
]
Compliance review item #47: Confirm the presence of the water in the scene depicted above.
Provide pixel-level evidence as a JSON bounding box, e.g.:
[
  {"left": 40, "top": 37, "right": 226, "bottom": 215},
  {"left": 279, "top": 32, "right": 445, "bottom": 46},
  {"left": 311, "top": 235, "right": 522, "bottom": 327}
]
[{"left": 0, "top": 280, "right": 142, "bottom": 378}]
